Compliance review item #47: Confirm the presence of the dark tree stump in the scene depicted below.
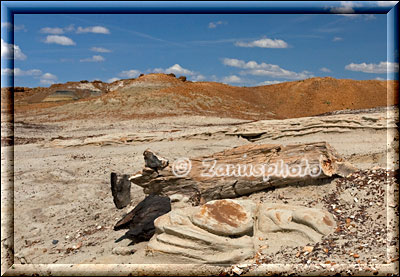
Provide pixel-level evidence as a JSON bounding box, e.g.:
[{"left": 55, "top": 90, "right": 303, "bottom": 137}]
[{"left": 111, "top": 172, "right": 131, "bottom": 209}]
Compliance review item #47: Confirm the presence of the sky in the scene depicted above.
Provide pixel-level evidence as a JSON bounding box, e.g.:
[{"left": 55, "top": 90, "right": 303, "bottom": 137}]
[{"left": 1, "top": 1, "right": 399, "bottom": 88}]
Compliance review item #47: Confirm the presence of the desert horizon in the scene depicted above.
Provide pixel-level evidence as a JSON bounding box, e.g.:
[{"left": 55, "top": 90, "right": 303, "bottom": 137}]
[{"left": 1, "top": 3, "right": 399, "bottom": 276}]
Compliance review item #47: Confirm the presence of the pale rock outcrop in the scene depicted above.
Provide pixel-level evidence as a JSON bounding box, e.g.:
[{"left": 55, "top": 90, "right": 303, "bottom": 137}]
[{"left": 147, "top": 199, "right": 336, "bottom": 264}]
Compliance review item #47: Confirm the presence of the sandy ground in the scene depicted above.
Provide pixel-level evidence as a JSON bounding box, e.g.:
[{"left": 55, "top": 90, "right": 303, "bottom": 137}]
[{"left": 1, "top": 107, "right": 398, "bottom": 273}]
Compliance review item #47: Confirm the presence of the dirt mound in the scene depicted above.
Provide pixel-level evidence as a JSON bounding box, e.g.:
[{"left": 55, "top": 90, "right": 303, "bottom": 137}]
[{"left": 8, "top": 74, "right": 399, "bottom": 121}]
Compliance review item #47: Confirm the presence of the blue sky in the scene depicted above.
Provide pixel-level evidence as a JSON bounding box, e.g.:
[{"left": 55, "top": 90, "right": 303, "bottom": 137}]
[{"left": 1, "top": 1, "right": 399, "bottom": 87}]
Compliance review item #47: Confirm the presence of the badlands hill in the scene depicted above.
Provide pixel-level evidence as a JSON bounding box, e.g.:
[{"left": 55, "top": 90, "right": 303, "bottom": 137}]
[{"left": 4, "top": 73, "right": 398, "bottom": 121}]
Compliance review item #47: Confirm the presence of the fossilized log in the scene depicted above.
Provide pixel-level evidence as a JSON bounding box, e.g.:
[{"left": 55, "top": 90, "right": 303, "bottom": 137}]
[
  {"left": 129, "top": 142, "right": 357, "bottom": 203},
  {"left": 111, "top": 173, "right": 131, "bottom": 209},
  {"left": 114, "top": 194, "right": 171, "bottom": 244}
]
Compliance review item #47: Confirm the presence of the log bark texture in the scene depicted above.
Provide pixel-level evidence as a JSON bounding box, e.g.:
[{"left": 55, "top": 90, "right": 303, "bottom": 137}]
[{"left": 129, "top": 142, "right": 357, "bottom": 203}]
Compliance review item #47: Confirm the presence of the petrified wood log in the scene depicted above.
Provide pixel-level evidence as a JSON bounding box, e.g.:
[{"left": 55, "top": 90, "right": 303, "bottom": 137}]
[
  {"left": 114, "top": 194, "right": 171, "bottom": 243},
  {"left": 143, "top": 149, "right": 169, "bottom": 173},
  {"left": 111, "top": 173, "right": 131, "bottom": 209},
  {"left": 129, "top": 142, "right": 357, "bottom": 203}
]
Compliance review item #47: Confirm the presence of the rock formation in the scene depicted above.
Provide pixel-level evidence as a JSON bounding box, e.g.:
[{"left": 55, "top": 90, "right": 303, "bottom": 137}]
[{"left": 147, "top": 199, "right": 336, "bottom": 263}]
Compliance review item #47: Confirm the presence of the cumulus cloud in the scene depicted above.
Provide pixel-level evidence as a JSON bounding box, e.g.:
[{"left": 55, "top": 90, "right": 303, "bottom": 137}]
[
  {"left": 235, "top": 38, "right": 288, "bottom": 48},
  {"left": 76, "top": 26, "right": 110, "bottom": 34},
  {"left": 320, "top": 67, "right": 332, "bottom": 73},
  {"left": 90, "top": 47, "right": 111, "bottom": 53},
  {"left": 119, "top": 69, "right": 140, "bottom": 78},
  {"left": 1, "top": 68, "right": 42, "bottom": 76},
  {"left": 208, "top": 21, "right": 226, "bottom": 29},
  {"left": 345, "top": 61, "right": 399, "bottom": 73},
  {"left": 154, "top": 64, "right": 193, "bottom": 76},
  {"left": 153, "top": 64, "right": 205, "bottom": 81},
  {"left": 257, "top": 80, "right": 286, "bottom": 86},
  {"left": 376, "top": 1, "right": 398, "bottom": 7},
  {"left": 221, "top": 75, "right": 243, "bottom": 84},
  {"left": 1, "top": 39, "right": 27, "bottom": 60},
  {"left": 330, "top": 1, "right": 377, "bottom": 19},
  {"left": 40, "top": 27, "right": 64, "bottom": 34},
  {"left": 333, "top": 36, "right": 343, "bottom": 42},
  {"left": 40, "top": 73, "right": 57, "bottom": 85},
  {"left": 44, "top": 35, "right": 76, "bottom": 46},
  {"left": 330, "top": 1, "right": 358, "bottom": 14},
  {"left": 191, "top": 74, "right": 206, "bottom": 81},
  {"left": 107, "top": 77, "right": 120, "bottom": 83},
  {"left": 222, "top": 58, "right": 313, "bottom": 79},
  {"left": 80, "top": 55, "right": 105, "bottom": 62}
]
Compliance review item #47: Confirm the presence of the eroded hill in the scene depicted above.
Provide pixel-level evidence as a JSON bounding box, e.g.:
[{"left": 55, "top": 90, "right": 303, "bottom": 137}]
[{"left": 4, "top": 73, "right": 398, "bottom": 121}]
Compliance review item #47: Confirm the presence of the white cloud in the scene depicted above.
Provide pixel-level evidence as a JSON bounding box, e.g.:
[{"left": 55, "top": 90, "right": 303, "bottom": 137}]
[
  {"left": 364, "top": 14, "right": 376, "bottom": 20},
  {"left": 257, "top": 80, "right": 286, "bottom": 86},
  {"left": 64, "top": 25, "right": 75, "bottom": 32},
  {"left": 376, "top": 1, "right": 398, "bottom": 7},
  {"left": 333, "top": 36, "right": 343, "bottom": 42},
  {"left": 375, "top": 77, "right": 385, "bottom": 80},
  {"left": 1, "top": 22, "right": 26, "bottom": 31},
  {"left": 1, "top": 68, "right": 13, "bottom": 75},
  {"left": 119, "top": 69, "right": 140, "bottom": 78},
  {"left": 1, "top": 39, "right": 27, "bottom": 60},
  {"left": 235, "top": 38, "right": 288, "bottom": 48},
  {"left": 153, "top": 64, "right": 206, "bottom": 81},
  {"left": 76, "top": 26, "right": 110, "bottom": 34},
  {"left": 40, "top": 27, "right": 64, "bottom": 34},
  {"left": 1, "top": 68, "right": 42, "bottom": 76},
  {"left": 44, "top": 35, "right": 76, "bottom": 46},
  {"left": 208, "top": 21, "right": 226, "bottom": 29},
  {"left": 222, "top": 58, "right": 313, "bottom": 80},
  {"left": 330, "top": 2, "right": 377, "bottom": 19},
  {"left": 191, "top": 74, "right": 206, "bottom": 81},
  {"left": 345, "top": 61, "right": 399, "bottom": 73},
  {"left": 330, "top": 1, "right": 358, "bottom": 14},
  {"left": 40, "top": 73, "right": 57, "bottom": 85},
  {"left": 80, "top": 55, "right": 105, "bottom": 62},
  {"left": 154, "top": 64, "right": 188, "bottom": 75},
  {"left": 221, "top": 75, "right": 243, "bottom": 84},
  {"left": 320, "top": 67, "right": 332, "bottom": 73},
  {"left": 155, "top": 64, "right": 194, "bottom": 76},
  {"left": 90, "top": 47, "right": 111, "bottom": 53},
  {"left": 1, "top": 22, "right": 12, "bottom": 29},
  {"left": 107, "top": 77, "right": 120, "bottom": 83}
]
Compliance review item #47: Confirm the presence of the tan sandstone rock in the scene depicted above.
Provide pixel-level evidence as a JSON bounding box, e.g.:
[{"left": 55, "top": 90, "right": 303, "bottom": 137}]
[{"left": 147, "top": 199, "right": 336, "bottom": 264}]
